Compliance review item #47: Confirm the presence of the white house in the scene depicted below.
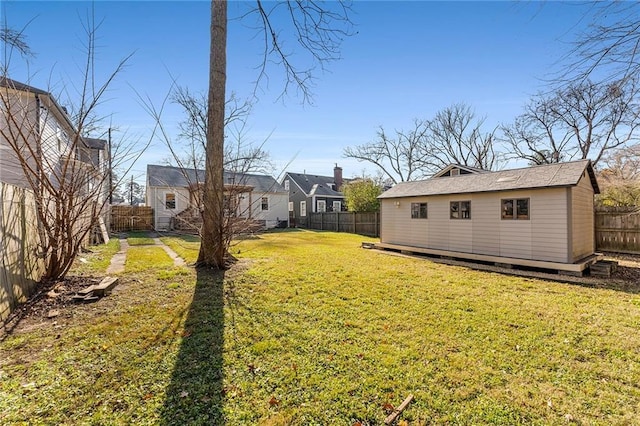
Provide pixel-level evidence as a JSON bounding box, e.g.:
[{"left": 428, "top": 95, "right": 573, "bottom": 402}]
[
  {"left": 377, "top": 160, "right": 602, "bottom": 274},
  {"left": 146, "top": 164, "right": 289, "bottom": 231},
  {"left": 0, "top": 77, "right": 102, "bottom": 188}
]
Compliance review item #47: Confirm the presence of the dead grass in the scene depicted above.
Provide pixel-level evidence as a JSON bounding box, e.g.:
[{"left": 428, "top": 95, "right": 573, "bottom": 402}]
[{"left": 1, "top": 230, "right": 640, "bottom": 425}]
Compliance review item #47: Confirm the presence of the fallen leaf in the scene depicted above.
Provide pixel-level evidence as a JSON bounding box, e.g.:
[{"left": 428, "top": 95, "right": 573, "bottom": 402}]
[
  {"left": 180, "top": 391, "right": 189, "bottom": 398},
  {"left": 382, "top": 402, "right": 394, "bottom": 413},
  {"left": 143, "top": 393, "right": 154, "bottom": 400},
  {"left": 269, "top": 396, "right": 279, "bottom": 407}
]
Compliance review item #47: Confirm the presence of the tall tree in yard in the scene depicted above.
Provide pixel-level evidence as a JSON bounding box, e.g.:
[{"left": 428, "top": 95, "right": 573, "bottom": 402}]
[
  {"left": 199, "top": 0, "right": 227, "bottom": 267},
  {"left": 198, "top": 0, "right": 353, "bottom": 268}
]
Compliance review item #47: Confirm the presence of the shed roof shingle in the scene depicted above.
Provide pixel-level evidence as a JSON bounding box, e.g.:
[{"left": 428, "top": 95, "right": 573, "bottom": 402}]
[{"left": 378, "top": 160, "right": 599, "bottom": 199}]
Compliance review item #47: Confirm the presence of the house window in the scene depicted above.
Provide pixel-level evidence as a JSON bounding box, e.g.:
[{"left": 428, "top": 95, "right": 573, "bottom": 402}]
[
  {"left": 450, "top": 201, "right": 471, "bottom": 219},
  {"left": 165, "top": 193, "right": 176, "bottom": 210},
  {"left": 411, "top": 202, "right": 428, "bottom": 219},
  {"left": 333, "top": 201, "right": 342, "bottom": 212},
  {"left": 261, "top": 196, "right": 269, "bottom": 211},
  {"left": 317, "top": 200, "right": 326, "bottom": 213},
  {"left": 502, "top": 198, "right": 529, "bottom": 220},
  {"left": 284, "top": 180, "right": 289, "bottom": 191},
  {"left": 300, "top": 201, "right": 307, "bottom": 217},
  {"left": 288, "top": 202, "right": 293, "bottom": 212}
]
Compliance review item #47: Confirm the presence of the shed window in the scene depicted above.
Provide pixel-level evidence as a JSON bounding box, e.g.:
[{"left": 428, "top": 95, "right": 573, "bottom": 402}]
[
  {"left": 411, "top": 202, "right": 428, "bottom": 219},
  {"left": 502, "top": 198, "right": 529, "bottom": 220},
  {"left": 165, "top": 193, "right": 176, "bottom": 210},
  {"left": 450, "top": 201, "right": 471, "bottom": 219},
  {"left": 261, "top": 197, "right": 269, "bottom": 211}
]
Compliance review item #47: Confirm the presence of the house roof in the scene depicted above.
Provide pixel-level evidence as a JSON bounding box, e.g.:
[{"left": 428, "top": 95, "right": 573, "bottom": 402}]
[
  {"left": 146, "top": 164, "right": 287, "bottom": 193},
  {"left": 0, "top": 77, "right": 50, "bottom": 96},
  {"left": 0, "top": 77, "right": 91, "bottom": 148},
  {"left": 378, "top": 160, "right": 599, "bottom": 199},
  {"left": 286, "top": 172, "right": 344, "bottom": 197}
]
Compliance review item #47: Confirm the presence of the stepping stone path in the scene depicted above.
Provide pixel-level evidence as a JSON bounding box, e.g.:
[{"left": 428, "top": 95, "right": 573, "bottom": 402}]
[{"left": 105, "top": 233, "right": 187, "bottom": 274}]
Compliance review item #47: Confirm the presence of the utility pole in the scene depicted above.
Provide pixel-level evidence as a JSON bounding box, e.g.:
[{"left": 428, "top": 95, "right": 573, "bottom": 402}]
[{"left": 130, "top": 175, "right": 134, "bottom": 206}]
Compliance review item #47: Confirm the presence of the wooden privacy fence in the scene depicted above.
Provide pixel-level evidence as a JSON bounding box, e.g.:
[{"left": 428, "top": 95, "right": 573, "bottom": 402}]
[
  {"left": 595, "top": 206, "right": 640, "bottom": 254},
  {"left": 110, "top": 205, "right": 154, "bottom": 232},
  {"left": 301, "top": 211, "right": 380, "bottom": 237},
  {"left": 1, "top": 183, "right": 45, "bottom": 322}
]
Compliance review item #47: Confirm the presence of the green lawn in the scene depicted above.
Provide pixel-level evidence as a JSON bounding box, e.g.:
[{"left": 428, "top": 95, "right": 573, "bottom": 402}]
[{"left": 1, "top": 230, "right": 639, "bottom": 425}]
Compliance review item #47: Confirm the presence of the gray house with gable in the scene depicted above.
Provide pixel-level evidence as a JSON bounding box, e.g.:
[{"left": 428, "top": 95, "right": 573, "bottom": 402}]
[{"left": 282, "top": 165, "right": 349, "bottom": 227}]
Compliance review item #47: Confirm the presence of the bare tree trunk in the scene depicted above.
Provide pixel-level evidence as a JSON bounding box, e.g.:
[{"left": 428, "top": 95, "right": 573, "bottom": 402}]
[{"left": 198, "top": 0, "right": 227, "bottom": 268}]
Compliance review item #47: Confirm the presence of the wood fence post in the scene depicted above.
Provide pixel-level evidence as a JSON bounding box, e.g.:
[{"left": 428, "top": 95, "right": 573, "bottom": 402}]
[{"left": 353, "top": 212, "right": 357, "bottom": 234}]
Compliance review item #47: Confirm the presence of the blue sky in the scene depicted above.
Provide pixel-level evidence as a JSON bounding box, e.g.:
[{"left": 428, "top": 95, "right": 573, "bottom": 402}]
[{"left": 2, "top": 1, "right": 597, "bottom": 183}]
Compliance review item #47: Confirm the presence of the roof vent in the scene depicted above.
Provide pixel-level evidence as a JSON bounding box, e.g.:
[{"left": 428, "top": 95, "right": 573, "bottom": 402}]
[{"left": 497, "top": 176, "right": 519, "bottom": 183}]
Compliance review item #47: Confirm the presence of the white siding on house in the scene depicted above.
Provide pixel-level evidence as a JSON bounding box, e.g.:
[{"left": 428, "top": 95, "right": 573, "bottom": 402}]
[
  {"left": 571, "top": 173, "right": 595, "bottom": 261},
  {"left": 0, "top": 92, "right": 40, "bottom": 186},
  {"left": 239, "top": 192, "right": 289, "bottom": 228},
  {"left": 151, "top": 186, "right": 191, "bottom": 230}
]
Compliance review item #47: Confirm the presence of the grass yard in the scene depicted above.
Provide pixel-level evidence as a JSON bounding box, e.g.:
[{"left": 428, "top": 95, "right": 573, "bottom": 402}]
[{"left": 1, "top": 229, "right": 640, "bottom": 425}]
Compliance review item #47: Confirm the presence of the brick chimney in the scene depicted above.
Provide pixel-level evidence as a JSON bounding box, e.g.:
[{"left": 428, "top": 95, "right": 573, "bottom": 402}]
[{"left": 334, "top": 164, "right": 343, "bottom": 191}]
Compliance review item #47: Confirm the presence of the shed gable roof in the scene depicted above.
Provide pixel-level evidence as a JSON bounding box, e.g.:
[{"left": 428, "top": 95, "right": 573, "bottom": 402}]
[
  {"left": 146, "top": 164, "right": 287, "bottom": 194},
  {"left": 378, "top": 160, "right": 599, "bottom": 199},
  {"left": 431, "top": 163, "right": 489, "bottom": 178}
]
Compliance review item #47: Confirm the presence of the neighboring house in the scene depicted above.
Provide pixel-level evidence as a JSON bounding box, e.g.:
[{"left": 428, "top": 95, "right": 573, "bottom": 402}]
[
  {"left": 0, "top": 77, "right": 99, "bottom": 188},
  {"left": 82, "top": 137, "right": 109, "bottom": 205},
  {"left": 283, "top": 165, "right": 348, "bottom": 226},
  {"left": 146, "top": 164, "right": 288, "bottom": 231},
  {"left": 377, "top": 160, "right": 602, "bottom": 274}
]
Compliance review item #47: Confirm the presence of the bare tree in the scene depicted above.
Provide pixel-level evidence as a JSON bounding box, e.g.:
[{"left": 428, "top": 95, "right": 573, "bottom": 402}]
[
  {"left": 501, "top": 95, "right": 572, "bottom": 165},
  {"left": 559, "top": 3, "right": 640, "bottom": 83},
  {"left": 344, "top": 103, "right": 499, "bottom": 183},
  {"left": 343, "top": 120, "right": 431, "bottom": 184},
  {"left": 425, "top": 103, "right": 499, "bottom": 171},
  {"left": 596, "top": 143, "right": 640, "bottom": 207},
  {"left": 169, "top": 86, "right": 270, "bottom": 174},
  {"left": 503, "top": 78, "right": 640, "bottom": 167},
  {"left": 197, "top": 0, "right": 353, "bottom": 268},
  {"left": 0, "top": 14, "right": 141, "bottom": 281},
  {"left": 1, "top": 26, "right": 33, "bottom": 58}
]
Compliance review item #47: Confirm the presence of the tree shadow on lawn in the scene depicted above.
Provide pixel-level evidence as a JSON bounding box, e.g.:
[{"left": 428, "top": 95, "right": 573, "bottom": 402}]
[{"left": 159, "top": 266, "right": 226, "bottom": 425}]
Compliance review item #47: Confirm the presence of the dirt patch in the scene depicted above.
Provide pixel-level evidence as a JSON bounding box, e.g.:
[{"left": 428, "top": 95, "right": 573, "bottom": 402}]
[{"left": 1, "top": 276, "right": 110, "bottom": 338}]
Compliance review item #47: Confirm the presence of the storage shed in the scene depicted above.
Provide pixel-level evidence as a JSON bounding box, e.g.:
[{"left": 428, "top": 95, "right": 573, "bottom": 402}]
[{"left": 377, "top": 160, "right": 602, "bottom": 274}]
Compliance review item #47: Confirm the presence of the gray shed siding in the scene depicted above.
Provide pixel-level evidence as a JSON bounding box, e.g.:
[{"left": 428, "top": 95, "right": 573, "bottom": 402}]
[
  {"left": 571, "top": 173, "right": 596, "bottom": 261},
  {"left": 380, "top": 186, "right": 575, "bottom": 264}
]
